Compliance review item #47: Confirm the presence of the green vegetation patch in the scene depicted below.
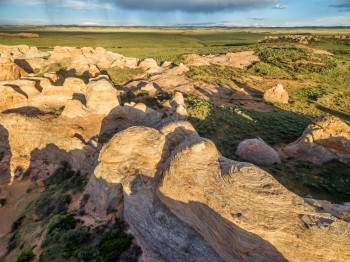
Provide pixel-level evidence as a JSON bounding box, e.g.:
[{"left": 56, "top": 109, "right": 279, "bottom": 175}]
[
  {"left": 103, "top": 67, "right": 145, "bottom": 86},
  {"left": 39, "top": 217, "right": 134, "bottom": 262},
  {"left": 17, "top": 250, "right": 35, "bottom": 262},
  {"left": 264, "top": 159, "right": 350, "bottom": 203},
  {"left": 185, "top": 95, "right": 311, "bottom": 153},
  {"left": 185, "top": 64, "right": 244, "bottom": 87},
  {"left": 248, "top": 62, "right": 291, "bottom": 79},
  {"left": 185, "top": 95, "right": 350, "bottom": 202},
  {"left": 98, "top": 231, "right": 133, "bottom": 262}
]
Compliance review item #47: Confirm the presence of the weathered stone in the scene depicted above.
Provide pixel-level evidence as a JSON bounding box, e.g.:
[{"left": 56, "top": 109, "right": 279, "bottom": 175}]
[
  {"left": 264, "top": 84, "right": 289, "bottom": 104},
  {"left": 236, "top": 138, "right": 281, "bottom": 165},
  {"left": 284, "top": 115, "right": 350, "bottom": 164}
]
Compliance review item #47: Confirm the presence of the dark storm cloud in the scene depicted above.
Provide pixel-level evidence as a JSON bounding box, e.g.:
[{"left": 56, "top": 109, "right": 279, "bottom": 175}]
[
  {"left": 0, "top": 0, "right": 279, "bottom": 12},
  {"left": 102, "top": 0, "right": 278, "bottom": 12},
  {"left": 329, "top": 1, "right": 350, "bottom": 12},
  {"left": 329, "top": 3, "right": 350, "bottom": 8}
]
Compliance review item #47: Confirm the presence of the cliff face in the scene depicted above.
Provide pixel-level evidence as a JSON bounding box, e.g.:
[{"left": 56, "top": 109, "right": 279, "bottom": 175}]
[{"left": 0, "top": 44, "right": 349, "bottom": 262}]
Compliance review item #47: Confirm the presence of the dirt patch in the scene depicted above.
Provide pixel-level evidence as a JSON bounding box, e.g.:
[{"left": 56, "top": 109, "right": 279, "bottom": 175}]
[
  {"left": 312, "top": 49, "right": 334, "bottom": 56},
  {"left": 0, "top": 178, "right": 42, "bottom": 255}
]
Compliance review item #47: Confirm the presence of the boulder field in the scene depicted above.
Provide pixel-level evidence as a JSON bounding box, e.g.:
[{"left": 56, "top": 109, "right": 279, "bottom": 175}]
[{"left": 0, "top": 44, "right": 350, "bottom": 261}]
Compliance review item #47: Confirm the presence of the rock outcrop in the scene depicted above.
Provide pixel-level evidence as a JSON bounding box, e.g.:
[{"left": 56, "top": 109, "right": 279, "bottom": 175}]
[
  {"left": 284, "top": 115, "right": 350, "bottom": 164},
  {"left": 183, "top": 51, "right": 259, "bottom": 68},
  {"left": 263, "top": 84, "right": 289, "bottom": 104},
  {"left": 83, "top": 123, "right": 350, "bottom": 262},
  {"left": 236, "top": 138, "right": 281, "bottom": 165},
  {"left": 48, "top": 46, "right": 139, "bottom": 73},
  {"left": 0, "top": 49, "right": 28, "bottom": 81},
  {"left": 1, "top": 44, "right": 350, "bottom": 262}
]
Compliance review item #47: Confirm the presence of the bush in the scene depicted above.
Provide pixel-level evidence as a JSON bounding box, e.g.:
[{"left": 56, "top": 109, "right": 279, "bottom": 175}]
[
  {"left": 63, "top": 227, "right": 92, "bottom": 247},
  {"left": 11, "top": 215, "right": 26, "bottom": 232},
  {"left": 98, "top": 231, "right": 133, "bottom": 262},
  {"left": 48, "top": 213, "right": 76, "bottom": 234},
  {"left": 44, "top": 162, "right": 74, "bottom": 187},
  {"left": 17, "top": 250, "right": 35, "bottom": 262},
  {"left": 34, "top": 194, "right": 55, "bottom": 220}
]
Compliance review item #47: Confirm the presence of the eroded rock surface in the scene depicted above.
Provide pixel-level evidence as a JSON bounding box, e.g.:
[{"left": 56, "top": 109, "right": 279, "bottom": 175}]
[
  {"left": 284, "top": 115, "right": 350, "bottom": 164},
  {"left": 1, "top": 44, "right": 350, "bottom": 262}
]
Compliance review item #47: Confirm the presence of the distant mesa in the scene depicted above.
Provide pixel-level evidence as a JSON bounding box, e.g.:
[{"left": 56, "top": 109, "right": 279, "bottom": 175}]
[
  {"left": 258, "top": 35, "right": 318, "bottom": 45},
  {"left": 0, "top": 32, "right": 39, "bottom": 38}
]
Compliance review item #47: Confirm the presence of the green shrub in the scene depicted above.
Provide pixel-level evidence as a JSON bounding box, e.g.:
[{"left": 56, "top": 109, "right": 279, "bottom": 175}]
[
  {"left": 98, "top": 231, "right": 133, "bottom": 262},
  {"left": 248, "top": 62, "right": 290, "bottom": 79},
  {"left": 34, "top": 194, "right": 55, "bottom": 220},
  {"left": 103, "top": 67, "right": 144, "bottom": 86},
  {"left": 44, "top": 162, "right": 74, "bottom": 187},
  {"left": 63, "top": 227, "right": 92, "bottom": 247},
  {"left": 17, "top": 250, "right": 35, "bottom": 262},
  {"left": 11, "top": 215, "right": 26, "bottom": 232},
  {"left": 47, "top": 213, "right": 76, "bottom": 234}
]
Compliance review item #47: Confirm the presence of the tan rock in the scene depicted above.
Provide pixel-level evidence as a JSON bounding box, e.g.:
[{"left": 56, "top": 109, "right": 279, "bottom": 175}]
[
  {"left": 44, "top": 72, "right": 64, "bottom": 85},
  {"left": 0, "top": 61, "right": 27, "bottom": 81},
  {"left": 183, "top": 51, "right": 259, "bottom": 68},
  {"left": 264, "top": 84, "right": 289, "bottom": 104},
  {"left": 86, "top": 77, "right": 119, "bottom": 114},
  {"left": 236, "top": 138, "right": 281, "bottom": 165},
  {"left": 159, "top": 139, "right": 350, "bottom": 262},
  {"left": 170, "top": 92, "right": 188, "bottom": 117},
  {"left": 284, "top": 115, "right": 350, "bottom": 164}
]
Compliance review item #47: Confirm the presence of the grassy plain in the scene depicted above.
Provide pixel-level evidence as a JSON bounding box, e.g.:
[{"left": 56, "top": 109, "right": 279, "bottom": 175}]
[{"left": 1, "top": 26, "right": 349, "bottom": 202}]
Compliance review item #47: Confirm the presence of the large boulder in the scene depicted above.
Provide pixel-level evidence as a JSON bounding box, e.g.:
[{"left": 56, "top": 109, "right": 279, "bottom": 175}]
[
  {"left": 86, "top": 76, "right": 119, "bottom": 114},
  {"left": 284, "top": 115, "right": 350, "bottom": 164},
  {"left": 236, "top": 138, "right": 281, "bottom": 165},
  {"left": 159, "top": 139, "right": 350, "bottom": 262},
  {"left": 263, "top": 84, "right": 289, "bottom": 104},
  {"left": 85, "top": 125, "right": 224, "bottom": 261}
]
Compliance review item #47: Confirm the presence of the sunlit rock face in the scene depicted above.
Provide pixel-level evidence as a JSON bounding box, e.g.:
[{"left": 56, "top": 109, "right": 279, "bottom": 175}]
[
  {"left": 0, "top": 44, "right": 349, "bottom": 262},
  {"left": 284, "top": 115, "right": 350, "bottom": 164}
]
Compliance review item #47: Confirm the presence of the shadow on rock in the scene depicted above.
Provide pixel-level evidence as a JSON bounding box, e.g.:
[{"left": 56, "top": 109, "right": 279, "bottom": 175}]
[{"left": 0, "top": 124, "right": 11, "bottom": 184}]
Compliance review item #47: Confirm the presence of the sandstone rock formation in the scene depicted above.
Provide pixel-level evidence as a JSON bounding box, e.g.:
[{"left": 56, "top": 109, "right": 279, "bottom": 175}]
[
  {"left": 48, "top": 46, "right": 139, "bottom": 73},
  {"left": 258, "top": 35, "right": 318, "bottom": 44},
  {"left": 1, "top": 44, "right": 350, "bottom": 262},
  {"left": 284, "top": 115, "right": 350, "bottom": 164},
  {"left": 304, "top": 198, "right": 350, "bottom": 222},
  {"left": 183, "top": 51, "right": 259, "bottom": 68},
  {"left": 84, "top": 124, "right": 350, "bottom": 262},
  {"left": 0, "top": 49, "right": 28, "bottom": 81},
  {"left": 264, "top": 84, "right": 289, "bottom": 104},
  {"left": 236, "top": 138, "right": 281, "bottom": 165}
]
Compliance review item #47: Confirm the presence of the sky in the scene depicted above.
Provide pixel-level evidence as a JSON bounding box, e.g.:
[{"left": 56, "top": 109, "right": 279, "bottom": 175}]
[{"left": 0, "top": 0, "right": 349, "bottom": 27}]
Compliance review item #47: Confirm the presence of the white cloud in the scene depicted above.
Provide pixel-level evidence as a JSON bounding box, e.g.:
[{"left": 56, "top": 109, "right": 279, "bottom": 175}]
[
  {"left": 274, "top": 4, "right": 287, "bottom": 9},
  {"left": 82, "top": 21, "right": 99, "bottom": 25}
]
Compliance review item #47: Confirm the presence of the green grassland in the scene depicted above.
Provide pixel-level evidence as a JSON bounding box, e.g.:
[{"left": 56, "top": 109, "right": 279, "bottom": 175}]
[{"left": 1, "top": 26, "right": 349, "bottom": 63}]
